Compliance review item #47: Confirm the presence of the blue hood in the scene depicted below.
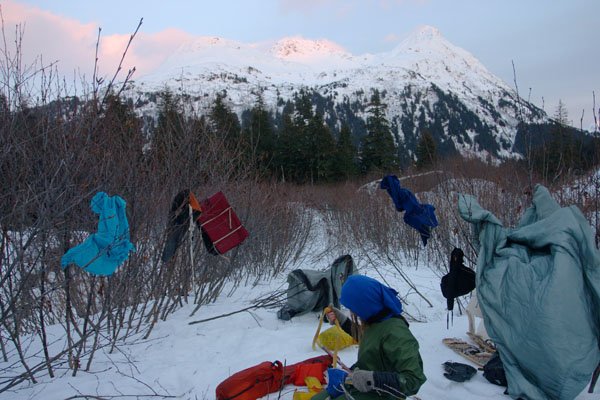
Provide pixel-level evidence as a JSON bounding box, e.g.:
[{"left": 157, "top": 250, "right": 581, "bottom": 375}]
[{"left": 340, "top": 275, "right": 403, "bottom": 321}]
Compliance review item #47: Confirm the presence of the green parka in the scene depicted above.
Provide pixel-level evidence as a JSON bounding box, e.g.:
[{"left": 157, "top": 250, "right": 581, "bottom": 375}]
[{"left": 313, "top": 316, "right": 426, "bottom": 399}]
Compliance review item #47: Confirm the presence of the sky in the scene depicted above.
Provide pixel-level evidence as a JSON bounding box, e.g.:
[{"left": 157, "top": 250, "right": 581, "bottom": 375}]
[{"left": 2, "top": 0, "right": 599, "bottom": 129}]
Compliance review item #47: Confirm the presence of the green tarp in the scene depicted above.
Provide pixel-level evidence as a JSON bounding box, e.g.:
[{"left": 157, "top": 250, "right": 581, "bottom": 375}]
[{"left": 458, "top": 184, "right": 600, "bottom": 399}]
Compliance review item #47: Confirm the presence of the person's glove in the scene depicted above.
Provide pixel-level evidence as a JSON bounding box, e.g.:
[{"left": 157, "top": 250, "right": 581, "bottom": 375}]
[
  {"left": 325, "top": 368, "right": 349, "bottom": 397},
  {"left": 442, "top": 361, "right": 476, "bottom": 382},
  {"left": 351, "top": 370, "right": 402, "bottom": 394},
  {"left": 350, "top": 369, "right": 375, "bottom": 392},
  {"left": 325, "top": 306, "right": 348, "bottom": 325}
]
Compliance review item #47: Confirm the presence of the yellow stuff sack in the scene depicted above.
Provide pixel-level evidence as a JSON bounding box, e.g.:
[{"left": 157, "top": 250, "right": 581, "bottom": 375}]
[
  {"left": 292, "top": 376, "right": 323, "bottom": 400},
  {"left": 305, "top": 376, "right": 322, "bottom": 391},
  {"left": 316, "top": 325, "right": 355, "bottom": 351}
]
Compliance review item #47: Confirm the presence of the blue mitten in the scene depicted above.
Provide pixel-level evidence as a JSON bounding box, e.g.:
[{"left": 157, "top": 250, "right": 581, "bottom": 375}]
[{"left": 326, "top": 368, "right": 349, "bottom": 398}]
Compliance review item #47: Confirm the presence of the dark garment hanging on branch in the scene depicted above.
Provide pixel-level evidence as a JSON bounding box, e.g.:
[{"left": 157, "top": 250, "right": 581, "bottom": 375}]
[
  {"left": 379, "top": 174, "right": 438, "bottom": 246},
  {"left": 440, "top": 247, "right": 475, "bottom": 311},
  {"left": 161, "top": 189, "right": 202, "bottom": 263}
]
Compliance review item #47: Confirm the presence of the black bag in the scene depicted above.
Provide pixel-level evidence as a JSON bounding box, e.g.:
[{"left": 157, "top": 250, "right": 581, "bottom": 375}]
[{"left": 483, "top": 352, "right": 507, "bottom": 387}]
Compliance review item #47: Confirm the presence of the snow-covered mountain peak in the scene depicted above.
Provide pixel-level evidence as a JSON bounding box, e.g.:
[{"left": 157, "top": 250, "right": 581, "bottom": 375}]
[
  {"left": 271, "top": 36, "right": 346, "bottom": 57},
  {"left": 382, "top": 25, "right": 509, "bottom": 92},
  {"left": 174, "top": 36, "right": 244, "bottom": 54},
  {"left": 392, "top": 25, "right": 460, "bottom": 56},
  {"left": 269, "top": 36, "right": 353, "bottom": 67},
  {"left": 155, "top": 35, "right": 254, "bottom": 73},
  {"left": 409, "top": 25, "right": 442, "bottom": 42}
]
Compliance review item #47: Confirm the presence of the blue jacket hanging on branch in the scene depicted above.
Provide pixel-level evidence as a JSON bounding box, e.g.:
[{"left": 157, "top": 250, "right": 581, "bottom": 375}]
[
  {"left": 61, "top": 192, "right": 135, "bottom": 276},
  {"left": 379, "top": 175, "right": 438, "bottom": 245}
]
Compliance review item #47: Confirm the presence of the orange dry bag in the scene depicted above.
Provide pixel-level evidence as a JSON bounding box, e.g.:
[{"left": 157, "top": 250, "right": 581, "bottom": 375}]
[{"left": 215, "top": 360, "right": 284, "bottom": 400}]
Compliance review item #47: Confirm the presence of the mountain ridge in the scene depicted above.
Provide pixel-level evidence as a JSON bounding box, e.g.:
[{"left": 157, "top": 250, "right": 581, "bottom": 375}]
[{"left": 126, "top": 25, "right": 547, "bottom": 162}]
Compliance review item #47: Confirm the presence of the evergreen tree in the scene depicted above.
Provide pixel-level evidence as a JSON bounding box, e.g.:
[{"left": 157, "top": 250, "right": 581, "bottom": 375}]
[
  {"left": 415, "top": 129, "right": 437, "bottom": 170},
  {"left": 292, "top": 90, "right": 314, "bottom": 181},
  {"left": 274, "top": 108, "right": 301, "bottom": 182},
  {"left": 540, "top": 100, "right": 575, "bottom": 181},
  {"left": 102, "top": 94, "right": 143, "bottom": 151},
  {"left": 209, "top": 91, "right": 241, "bottom": 141},
  {"left": 294, "top": 88, "right": 313, "bottom": 125},
  {"left": 272, "top": 90, "right": 339, "bottom": 183},
  {"left": 307, "top": 112, "right": 336, "bottom": 182},
  {"left": 360, "top": 89, "right": 398, "bottom": 173},
  {"left": 150, "top": 90, "right": 185, "bottom": 169},
  {"left": 242, "top": 94, "right": 276, "bottom": 175},
  {"left": 332, "top": 123, "right": 359, "bottom": 179},
  {"left": 554, "top": 99, "right": 570, "bottom": 126}
]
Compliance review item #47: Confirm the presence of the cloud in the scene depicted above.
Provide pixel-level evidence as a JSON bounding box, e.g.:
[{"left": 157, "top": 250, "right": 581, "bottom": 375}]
[
  {"left": 384, "top": 33, "right": 400, "bottom": 43},
  {"left": 1, "top": 1, "right": 190, "bottom": 86},
  {"left": 277, "top": 0, "right": 425, "bottom": 20},
  {"left": 279, "top": 0, "right": 342, "bottom": 14},
  {"left": 99, "top": 29, "right": 192, "bottom": 77},
  {"left": 375, "top": 0, "right": 428, "bottom": 6},
  {"left": 279, "top": 0, "right": 427, "bottom": 14}
]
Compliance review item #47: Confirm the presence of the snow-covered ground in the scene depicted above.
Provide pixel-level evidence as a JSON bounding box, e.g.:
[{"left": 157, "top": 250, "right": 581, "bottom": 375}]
[{"left": 3, "top": 253, "right": 596, "bottom": 400}]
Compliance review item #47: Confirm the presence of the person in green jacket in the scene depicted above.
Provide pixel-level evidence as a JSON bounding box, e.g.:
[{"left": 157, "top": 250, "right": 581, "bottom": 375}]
[{"left": 312, "top": 275, "right": 426, "bottom": 399}]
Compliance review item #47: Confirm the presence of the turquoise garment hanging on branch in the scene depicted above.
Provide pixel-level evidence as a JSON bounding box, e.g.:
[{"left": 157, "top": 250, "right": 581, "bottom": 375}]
[{"left": 61, "top": 192, "right": 135, "bottom": 276}]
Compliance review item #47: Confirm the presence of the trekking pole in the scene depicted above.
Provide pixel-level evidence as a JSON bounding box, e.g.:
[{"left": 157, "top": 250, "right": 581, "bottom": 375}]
[
  {"left": 312, "top": 307, "right": 343, "bottom": 368},
  {"left": 317, "top": 344, "right": 351, "bottom": 372},
  {"left": 589, "top": 361, "right": 600, "bottom": 393},
  {"left": 188, "top": 202, "right": 195, "bottom": 295},
  {"left": 311, "top": 308, "right": 326, "bottom": 350},
  {"left": 311, "top": 308, "right": 329, "bottom": 358}
]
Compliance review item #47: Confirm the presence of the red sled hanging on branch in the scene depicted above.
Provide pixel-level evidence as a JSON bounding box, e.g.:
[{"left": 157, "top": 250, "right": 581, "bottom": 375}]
[
  {"left": 198, "top": 191, "right": 249, "bottom": 256},
  {"left": 161, "top": 189, "right": 249, "bottom": 262}
]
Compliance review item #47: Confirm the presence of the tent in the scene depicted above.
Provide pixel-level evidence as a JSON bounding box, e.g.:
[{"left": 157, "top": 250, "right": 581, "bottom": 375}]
[
  {"left": 458, "top": 184, "right": 600, "bottom": 400},
  {"left": 277, "top": 255, "right": 355, "bottom": 321}
]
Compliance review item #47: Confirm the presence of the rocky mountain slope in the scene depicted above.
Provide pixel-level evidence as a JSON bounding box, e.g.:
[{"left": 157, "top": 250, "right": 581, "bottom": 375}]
[{"left": 125, "top": 25, "right": 547, "bottom": 161}]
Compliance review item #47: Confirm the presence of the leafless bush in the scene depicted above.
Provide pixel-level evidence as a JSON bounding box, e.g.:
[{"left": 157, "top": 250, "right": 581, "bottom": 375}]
[
  {"left": 229, "top": 182, "right": 316, "bottom": 283},
  {"left": 0, "top": 17, "right": 327, "bottom": 391},
  {"left": 308, "top": 157, "right": 543, "bottom": 313}
]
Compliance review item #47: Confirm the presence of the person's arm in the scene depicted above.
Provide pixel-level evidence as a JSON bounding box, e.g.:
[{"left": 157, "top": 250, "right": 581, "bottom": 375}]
[
  {"left": 380, "top": 325, "right": 426, "bottom": 396},
  {"left": 326, "top": 307, "right": 353, "bottom": 335},
  {"left": 349, "top": 321, "right": 426, "bottom": 397}
]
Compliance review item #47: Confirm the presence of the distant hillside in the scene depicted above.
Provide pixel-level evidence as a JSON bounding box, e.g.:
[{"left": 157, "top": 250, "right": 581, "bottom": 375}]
[{"left": 122, "top": 25, "right": 582, "bottom": 162}]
